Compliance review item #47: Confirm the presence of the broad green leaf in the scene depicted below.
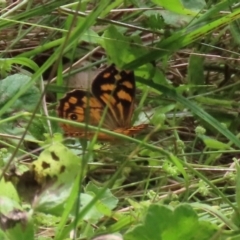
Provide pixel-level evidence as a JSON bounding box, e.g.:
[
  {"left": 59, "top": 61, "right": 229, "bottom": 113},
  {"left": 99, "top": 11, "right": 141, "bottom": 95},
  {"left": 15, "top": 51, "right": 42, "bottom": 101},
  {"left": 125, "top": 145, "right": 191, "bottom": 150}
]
[
  {"left": 81, "top": 29, "right": 100, "bottom": 44},
  {"left": 0, "top": 196, "right": 21, "bottom": 214},
  {"left": 0, "top": 196, "right": 34, "bottom": 240},
  {"left": 32, "top": 142, "right": 84, "bottom": 214},
  {"left": 85, "top": 182, "right": 118, "bottom": 210},
  {"left": 33, "top": 181, "right": 73, "bottom": 215},
  {"left": 0, "top": 178, "right": 19, "bottom": 202},
  {"left": 160, "top": 10, "right": 193, "bottom": 28},
  {"left": 0, "top": 74, "right": 40, "bottom": 114},
  {"left": 182, "top": 0, "right": 206, "bottom": 11},
  {"left": 101, "top": 25, "right": 136, "bottom": 66},
  {"left": 3, "top": 212, "right": 34, "bottom": 240},
  {"left": 33, "top": 142, "right": 82, "bottom": 216},
  {"left": 0, "top": 229, "right": 7, "bottom": 240},
  {"left": 78, "top": 193, "right": 104, "bottom": 221},
  {"left": 32, "top": 142, "right": 82, "bottom": 185},
  {"left": 101, "top": 25, "right": 152, "bottom": 75},
  {"left": 125, "top": 204, "right": 217, "bottom": 240}
]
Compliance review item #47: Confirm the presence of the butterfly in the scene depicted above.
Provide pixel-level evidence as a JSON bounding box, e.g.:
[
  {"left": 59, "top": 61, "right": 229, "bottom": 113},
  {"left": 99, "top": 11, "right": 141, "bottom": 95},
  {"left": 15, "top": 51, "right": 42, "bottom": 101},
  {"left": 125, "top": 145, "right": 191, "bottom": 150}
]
[{"left": 57, "top": 64, "right": 148, "bottom": 141}]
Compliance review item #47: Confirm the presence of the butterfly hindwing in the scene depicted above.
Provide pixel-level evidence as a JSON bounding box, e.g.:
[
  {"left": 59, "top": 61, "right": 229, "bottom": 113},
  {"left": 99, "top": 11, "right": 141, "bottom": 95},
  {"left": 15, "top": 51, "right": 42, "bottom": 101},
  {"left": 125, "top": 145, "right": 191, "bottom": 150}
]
[{"left": 91, "top": 64, "right": 135, "bottom": 128}]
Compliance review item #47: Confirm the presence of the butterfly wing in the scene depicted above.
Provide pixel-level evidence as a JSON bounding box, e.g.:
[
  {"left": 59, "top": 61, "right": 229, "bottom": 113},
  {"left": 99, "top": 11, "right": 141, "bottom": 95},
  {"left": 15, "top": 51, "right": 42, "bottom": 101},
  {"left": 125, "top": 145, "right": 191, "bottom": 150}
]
[
  {"left": 114, "top": 124, "right": 148, "bottom": 137},
  {"left": 91, "top": 64, "right": 135, "bottom": 129},
  {"left": 57, "top": 90, "right": 105, "bottom": 136},
  {"left": 57, "top": 65, "right": 147, "bottom": 140}
]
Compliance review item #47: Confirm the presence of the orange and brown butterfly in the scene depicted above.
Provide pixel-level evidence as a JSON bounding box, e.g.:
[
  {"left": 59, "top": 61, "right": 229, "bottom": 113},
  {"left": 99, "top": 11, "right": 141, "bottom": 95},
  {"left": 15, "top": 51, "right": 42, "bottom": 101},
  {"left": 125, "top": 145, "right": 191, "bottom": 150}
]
[{"left": 57, "top": 64, "right": 148, "bottom": 141}]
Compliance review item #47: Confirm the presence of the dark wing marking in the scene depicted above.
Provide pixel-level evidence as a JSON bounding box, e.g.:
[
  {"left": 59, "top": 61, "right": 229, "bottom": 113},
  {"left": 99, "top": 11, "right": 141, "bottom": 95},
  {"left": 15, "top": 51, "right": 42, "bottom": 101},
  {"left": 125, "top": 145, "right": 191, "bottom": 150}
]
[{"left": 91, "top": 64, "right": 135, "bottom": 129}]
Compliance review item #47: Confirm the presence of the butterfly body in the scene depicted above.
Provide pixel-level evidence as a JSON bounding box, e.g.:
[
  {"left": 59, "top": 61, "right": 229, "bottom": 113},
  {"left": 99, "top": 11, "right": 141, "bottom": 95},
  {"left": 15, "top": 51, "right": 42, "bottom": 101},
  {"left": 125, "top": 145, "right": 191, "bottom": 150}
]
[{"left": 57, "top": 65, "right": 147, "bottom": 141}]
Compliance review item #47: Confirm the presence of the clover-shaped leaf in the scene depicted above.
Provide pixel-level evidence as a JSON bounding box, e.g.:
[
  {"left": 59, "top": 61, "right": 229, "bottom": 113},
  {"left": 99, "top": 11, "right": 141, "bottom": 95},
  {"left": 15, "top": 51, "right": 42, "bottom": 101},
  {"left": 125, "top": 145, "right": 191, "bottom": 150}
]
[{"left": 125, "top": 204, "right": 217, "bottom": 240}]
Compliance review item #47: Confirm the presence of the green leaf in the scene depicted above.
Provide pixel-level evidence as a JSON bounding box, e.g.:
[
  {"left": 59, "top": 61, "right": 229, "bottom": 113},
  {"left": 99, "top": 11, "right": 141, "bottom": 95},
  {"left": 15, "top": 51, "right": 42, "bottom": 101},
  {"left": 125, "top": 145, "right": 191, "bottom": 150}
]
[
  {"left": 101, "top": 25, "right": 135, "bottom": 66},
  {"left": 3, "top": 212, "right": 34, "bottom": 240},
  {"left": 0, "top": 178, "right": 19, "bottom": 203},
  {"left": 0, "top": 74, "right": 40, "bottom": 114},
  {"left": 182, "top": 0, "right": 206, "bottom": 11},
  {"left": 125, "top": 204, "right": 217, "bottom": 240},
  {"left": 0, "top": 197, "right": 34, "bottom": 240},
  {"left": 199, "top": 135, "right": 231, "bottom": 150},
  {"left": 33, "top": 181, "right": 73, "bottom": 215},
  {"left": 32, "top": 142, "right": 86, "bottom": 214},
  {"left": 32, "top": 142, "right": 82, "bottom": 185},
  {"left": 152, "top": 0, "right": 200, "bottom": 15},
  {"left": 85, "top": 182, "right": 118, "bottom": 210},
  {"left": 0, "top": 229, "right": 7, "bottom": 240},
  {"left": 81, "top": 29, "right": 100, "bottom": 44},
  {"left": 0, "top": 196, "right": 22, "bottom": 215},
  {"left": 101, "top": 25, "right": 152, "bottom": 72},
  {"left": 78, "top": 193, "right": 105, "bottom": 221},
  {"left": 27, "top": 118, "right": 47, "bottom": 141}
]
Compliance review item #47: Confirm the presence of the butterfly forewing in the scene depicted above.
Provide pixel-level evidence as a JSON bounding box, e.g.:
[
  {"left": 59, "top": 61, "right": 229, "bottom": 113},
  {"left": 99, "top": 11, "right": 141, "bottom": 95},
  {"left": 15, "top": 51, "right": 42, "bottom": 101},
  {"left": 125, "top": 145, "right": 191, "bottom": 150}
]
[
  {"left": 57, "top": 90, "right": 104, "bottom": 135},
  {"left": 91, "top": 65, "right": 135, "bottom": 129}
]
